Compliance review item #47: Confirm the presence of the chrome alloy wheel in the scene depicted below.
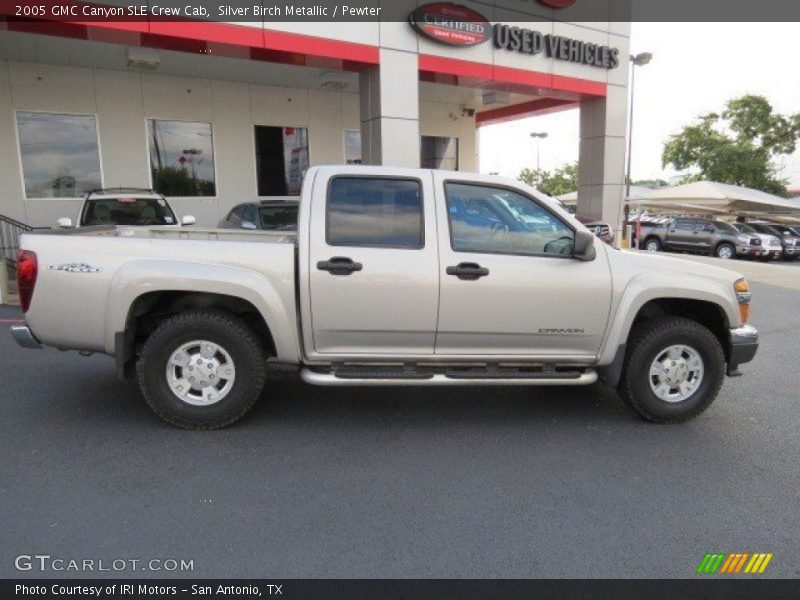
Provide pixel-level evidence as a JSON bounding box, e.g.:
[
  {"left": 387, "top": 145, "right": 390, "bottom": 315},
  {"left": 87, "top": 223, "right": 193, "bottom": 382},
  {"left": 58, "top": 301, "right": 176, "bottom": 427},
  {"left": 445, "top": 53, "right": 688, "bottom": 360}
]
[
  {"left": 648, "top": 344, "right": 704, "bottom": 403},
  {"left": 717, "top": 245, "right": 734, "bottom": 259},
  {"left": 165, "top": 340, "right": 236, "bottom": 406},
  {"left": 646, "top": 240, "right": 659, "bottom": 252}
]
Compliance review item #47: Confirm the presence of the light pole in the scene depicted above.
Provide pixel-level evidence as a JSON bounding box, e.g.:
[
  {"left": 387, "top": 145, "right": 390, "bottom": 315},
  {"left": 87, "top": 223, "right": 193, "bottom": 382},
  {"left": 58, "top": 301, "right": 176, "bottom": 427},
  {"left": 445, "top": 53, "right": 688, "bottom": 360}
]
[
  {"left": 625, "top": 52, "right": 653, "bottom": 200},
  {"left": 530, "top": 132, "right": 548, "bottom": 172}
]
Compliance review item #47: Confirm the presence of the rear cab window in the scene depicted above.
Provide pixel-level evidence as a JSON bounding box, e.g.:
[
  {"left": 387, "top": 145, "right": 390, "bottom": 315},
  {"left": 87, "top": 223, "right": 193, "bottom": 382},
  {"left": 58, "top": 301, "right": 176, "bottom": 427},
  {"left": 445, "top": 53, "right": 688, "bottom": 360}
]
[{"left": 326, "top": 177, "right": 424, "bottom": 249}]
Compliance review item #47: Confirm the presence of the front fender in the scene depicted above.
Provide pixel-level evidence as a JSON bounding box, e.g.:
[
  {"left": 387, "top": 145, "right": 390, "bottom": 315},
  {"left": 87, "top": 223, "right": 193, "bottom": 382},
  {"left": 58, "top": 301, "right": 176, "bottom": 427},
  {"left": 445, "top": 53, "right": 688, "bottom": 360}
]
[
  {"left": 597, "top": 272, "right": 739, "bottom": 366},
  {"left": 103, "top": 260, "right": 301, "bottom": 363}
]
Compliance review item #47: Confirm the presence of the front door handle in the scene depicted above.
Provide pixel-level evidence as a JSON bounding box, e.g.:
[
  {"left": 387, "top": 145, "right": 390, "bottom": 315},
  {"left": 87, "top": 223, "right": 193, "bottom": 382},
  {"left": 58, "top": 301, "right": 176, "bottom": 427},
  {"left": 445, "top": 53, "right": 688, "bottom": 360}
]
[
  {"left": 446, "top": 262, "right": 490, "bottom": 281},
  {"left": 317, "top": 256, "right": 363, "bottom": 276}
]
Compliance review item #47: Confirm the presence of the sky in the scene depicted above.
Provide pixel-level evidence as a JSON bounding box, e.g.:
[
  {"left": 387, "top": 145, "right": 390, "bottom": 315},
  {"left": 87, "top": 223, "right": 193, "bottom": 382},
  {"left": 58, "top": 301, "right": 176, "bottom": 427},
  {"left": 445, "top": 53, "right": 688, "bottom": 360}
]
[{"left": 479, "top": 23, "right": 800, "bottom": 189}]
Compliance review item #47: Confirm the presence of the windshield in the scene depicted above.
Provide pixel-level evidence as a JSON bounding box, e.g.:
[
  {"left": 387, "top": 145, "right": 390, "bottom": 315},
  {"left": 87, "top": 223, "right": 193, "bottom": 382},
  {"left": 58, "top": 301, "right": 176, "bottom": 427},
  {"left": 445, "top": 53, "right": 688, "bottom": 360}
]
[
  {"left": 81, "top": 197, "right": 176, "bottom": 226},
  {"left": 258, "top": 205, "right": 298, "bottom": 231},
  {"left": 733, "top": 223, "right": 757, "bottom": 234},
  {"left": 752, "top": 224, "right": 781, "bottom": 237},
  {"left": 714, "top": 221, "right": 737, "bottom": 233}
]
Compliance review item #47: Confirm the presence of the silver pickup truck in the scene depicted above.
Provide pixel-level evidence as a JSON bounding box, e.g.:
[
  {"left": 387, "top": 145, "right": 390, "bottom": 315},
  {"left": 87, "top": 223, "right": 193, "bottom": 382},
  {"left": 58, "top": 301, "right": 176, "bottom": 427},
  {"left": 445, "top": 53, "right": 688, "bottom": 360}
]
[{"left": 11, "top": 166, "right": 758, "bottom": 429}]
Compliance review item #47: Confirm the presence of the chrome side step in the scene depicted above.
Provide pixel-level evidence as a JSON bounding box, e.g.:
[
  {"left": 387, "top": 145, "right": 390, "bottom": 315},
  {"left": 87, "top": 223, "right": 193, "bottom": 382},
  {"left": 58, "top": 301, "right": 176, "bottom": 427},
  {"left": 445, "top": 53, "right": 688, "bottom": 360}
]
[{"left": 300, "top": 368, "right": 598, "bottom": 387}]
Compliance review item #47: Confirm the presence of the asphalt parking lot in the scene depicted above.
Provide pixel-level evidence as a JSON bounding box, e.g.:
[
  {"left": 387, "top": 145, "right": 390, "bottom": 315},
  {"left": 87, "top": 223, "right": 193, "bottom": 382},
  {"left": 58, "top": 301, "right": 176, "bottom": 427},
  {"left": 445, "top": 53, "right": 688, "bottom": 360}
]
[{"left": 1, "top": 280, "right": 799, "bottom": 579}]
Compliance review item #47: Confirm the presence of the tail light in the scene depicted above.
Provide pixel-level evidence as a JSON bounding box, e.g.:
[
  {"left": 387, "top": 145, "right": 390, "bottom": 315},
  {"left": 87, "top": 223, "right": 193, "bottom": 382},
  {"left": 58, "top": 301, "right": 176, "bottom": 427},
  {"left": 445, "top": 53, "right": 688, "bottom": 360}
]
[
  {"left": 734, "top": 278, "right": 750, "bottom": 324},
  {"left": 16, "top": 250, "right": 38, "bottom": 313}
]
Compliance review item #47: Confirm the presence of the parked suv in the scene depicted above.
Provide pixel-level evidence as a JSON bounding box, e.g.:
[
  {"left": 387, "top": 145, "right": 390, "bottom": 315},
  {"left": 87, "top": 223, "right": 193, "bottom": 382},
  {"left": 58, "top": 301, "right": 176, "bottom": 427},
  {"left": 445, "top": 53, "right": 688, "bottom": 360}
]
[
  {"left": 640, "top": 218, "right": 761, "bottom": 259},
  {"left": 730, "top": 222, "right": 783, "bottom": 261},
  {"left": 751, "top": 222, "right": 800, "bottom": 260}
]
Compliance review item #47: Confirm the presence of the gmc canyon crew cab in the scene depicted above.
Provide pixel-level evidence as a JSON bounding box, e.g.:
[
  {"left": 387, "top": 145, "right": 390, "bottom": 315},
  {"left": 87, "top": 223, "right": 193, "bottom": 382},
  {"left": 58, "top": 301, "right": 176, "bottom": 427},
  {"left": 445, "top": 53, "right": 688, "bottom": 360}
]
[{"left": 11, "top": 166, "right": 758, "bottom": 429}]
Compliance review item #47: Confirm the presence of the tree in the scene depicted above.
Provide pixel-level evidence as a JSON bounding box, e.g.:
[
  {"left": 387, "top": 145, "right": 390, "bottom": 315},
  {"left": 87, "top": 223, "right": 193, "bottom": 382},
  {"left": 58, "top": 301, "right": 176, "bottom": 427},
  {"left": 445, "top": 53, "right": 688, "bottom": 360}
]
[
  {"left": 662, "top": 95, "right": 800, "bottom": 196},
  {"left": 518, "top": 162, "right": 577, "bottom": 197},
  {"left": 632, "top": 178, "right": 668, "bottom": 188}
]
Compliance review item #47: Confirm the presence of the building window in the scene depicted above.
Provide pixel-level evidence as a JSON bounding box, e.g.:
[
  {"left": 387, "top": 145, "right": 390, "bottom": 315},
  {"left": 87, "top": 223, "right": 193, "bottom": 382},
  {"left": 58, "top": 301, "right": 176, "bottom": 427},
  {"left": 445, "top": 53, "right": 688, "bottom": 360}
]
[
  {"left": 255, "top": 126, "right": 309, "bottom": 196},
  {"left": 327, "top": 177, "right": 423, "bottom": 249},
  {"left": 344, "top": 130, "right": 362, "bottom": 165},
  {"left": 147, "top": 119, "right": 216, "bottom": 197},
  {"left": 16, "top": 111, "right": 102, "bottom": 198},
  {"left": 421, "top": 136, "right": 458, "bottom": 170}
]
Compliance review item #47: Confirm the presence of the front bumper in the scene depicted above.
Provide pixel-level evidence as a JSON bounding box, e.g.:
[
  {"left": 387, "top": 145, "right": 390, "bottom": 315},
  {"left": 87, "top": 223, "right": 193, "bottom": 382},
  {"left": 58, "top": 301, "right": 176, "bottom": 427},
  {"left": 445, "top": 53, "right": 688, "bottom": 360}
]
[
  {"left": 727, "top": 324, "right": 758, "bottom": 376},
  {"left": 735, "top": 244, "right": 762, "bottom": 256},
  {"left": 10, "top": 324, "right": 43, "bottom": 349}
]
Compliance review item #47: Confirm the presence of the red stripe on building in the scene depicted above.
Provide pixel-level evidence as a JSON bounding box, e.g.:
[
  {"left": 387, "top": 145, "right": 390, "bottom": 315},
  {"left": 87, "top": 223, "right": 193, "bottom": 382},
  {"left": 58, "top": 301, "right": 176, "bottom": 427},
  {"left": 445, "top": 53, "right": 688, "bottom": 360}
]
[
  {"left": 419, "top": 54, "right": 607, "bottom": 100},
  {"left": 0, "top": 17, "right": 379, "bottom": 68},
  {"left": 476, "top": 98, "right": 578, "bottom": 126}
]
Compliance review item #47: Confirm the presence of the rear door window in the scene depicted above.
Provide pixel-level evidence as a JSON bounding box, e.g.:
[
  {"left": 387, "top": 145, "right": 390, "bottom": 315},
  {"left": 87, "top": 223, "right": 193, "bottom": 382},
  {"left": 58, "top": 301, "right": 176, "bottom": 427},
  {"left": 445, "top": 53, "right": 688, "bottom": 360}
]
[{"left": 326, "top": 177, "right": 423, "bottom": 249}]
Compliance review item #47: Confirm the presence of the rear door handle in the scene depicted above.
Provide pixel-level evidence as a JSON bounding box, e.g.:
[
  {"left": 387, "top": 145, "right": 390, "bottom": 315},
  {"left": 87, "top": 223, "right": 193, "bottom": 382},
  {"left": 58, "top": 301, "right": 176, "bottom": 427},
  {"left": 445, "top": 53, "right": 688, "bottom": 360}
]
[
  {"left": 317, "top": 256, "right": 363, "bottom": 276},
  {"left": 446, "top": 262, "right": 490, "bottom": 281}
]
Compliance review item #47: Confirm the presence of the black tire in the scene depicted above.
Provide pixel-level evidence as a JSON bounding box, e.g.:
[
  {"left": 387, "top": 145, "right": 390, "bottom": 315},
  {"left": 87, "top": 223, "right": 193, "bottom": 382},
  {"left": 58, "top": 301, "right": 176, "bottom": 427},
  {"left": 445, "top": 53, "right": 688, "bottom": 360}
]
[
  {"left": 644, "top": 237, "right": 661, "bottom": 252},
  {"left": 618, "top": 316, "right": 725, "bottom": 423},
  {"left": 715, "top": 243, "right": 736, "bottom": 260},
  {"left": 136, "top": 310, "right": 267, "bottom": 429}
]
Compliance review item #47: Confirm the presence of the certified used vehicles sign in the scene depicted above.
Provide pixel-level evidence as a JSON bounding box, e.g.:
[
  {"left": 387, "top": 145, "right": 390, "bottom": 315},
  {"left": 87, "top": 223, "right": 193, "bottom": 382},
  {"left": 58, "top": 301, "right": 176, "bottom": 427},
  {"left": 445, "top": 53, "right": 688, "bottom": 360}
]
[{"left": 408, "top": 3, "right": 492, "bottom": 47}]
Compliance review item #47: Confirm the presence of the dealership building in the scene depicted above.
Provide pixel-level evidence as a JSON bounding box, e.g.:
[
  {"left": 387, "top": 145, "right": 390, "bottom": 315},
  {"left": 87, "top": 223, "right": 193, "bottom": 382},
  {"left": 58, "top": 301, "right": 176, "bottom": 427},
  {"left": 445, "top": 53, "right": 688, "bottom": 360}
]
[{"left": 0, "top": 3, "right": 630, "bottom": 231}]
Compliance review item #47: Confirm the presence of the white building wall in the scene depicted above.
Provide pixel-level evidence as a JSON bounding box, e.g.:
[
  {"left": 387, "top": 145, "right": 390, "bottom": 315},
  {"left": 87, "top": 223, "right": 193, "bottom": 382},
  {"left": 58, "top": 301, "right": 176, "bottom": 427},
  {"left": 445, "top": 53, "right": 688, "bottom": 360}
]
[{"left": 0, "top": 59, "right": 477, "bottom": 227}]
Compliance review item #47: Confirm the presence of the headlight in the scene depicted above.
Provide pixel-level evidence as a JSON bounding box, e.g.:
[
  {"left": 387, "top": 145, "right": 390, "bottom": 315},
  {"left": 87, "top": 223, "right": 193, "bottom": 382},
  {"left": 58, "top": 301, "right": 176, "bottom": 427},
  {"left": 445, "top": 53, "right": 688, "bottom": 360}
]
[
  {"left": 735, "top": 279, "right": 750, "bottom": 324},
  {"left": 737, "top": 234, "right": 750, "bottom": 243}
]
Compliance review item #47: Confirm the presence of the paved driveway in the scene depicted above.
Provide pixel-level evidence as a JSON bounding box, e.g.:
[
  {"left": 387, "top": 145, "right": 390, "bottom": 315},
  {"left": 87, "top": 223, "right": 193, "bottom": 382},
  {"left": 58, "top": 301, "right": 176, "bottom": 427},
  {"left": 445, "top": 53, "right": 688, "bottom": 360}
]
[{"left": 1, "top": 282, "right": 798, "bottom": 578}]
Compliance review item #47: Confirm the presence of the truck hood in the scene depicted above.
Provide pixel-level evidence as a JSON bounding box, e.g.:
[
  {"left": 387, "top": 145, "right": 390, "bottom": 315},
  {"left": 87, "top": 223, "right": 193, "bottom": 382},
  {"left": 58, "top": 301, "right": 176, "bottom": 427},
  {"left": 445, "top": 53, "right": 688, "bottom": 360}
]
[{"left": 608, "top": 248, "right": 744, "bottom": 288}]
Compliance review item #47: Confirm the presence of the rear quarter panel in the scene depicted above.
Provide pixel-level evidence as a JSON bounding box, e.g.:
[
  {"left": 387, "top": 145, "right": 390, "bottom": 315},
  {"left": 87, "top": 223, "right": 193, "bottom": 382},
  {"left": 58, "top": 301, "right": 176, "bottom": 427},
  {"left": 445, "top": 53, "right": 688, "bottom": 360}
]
[{"left": 21, "top": 231, "right": 301, "bottom": 362}]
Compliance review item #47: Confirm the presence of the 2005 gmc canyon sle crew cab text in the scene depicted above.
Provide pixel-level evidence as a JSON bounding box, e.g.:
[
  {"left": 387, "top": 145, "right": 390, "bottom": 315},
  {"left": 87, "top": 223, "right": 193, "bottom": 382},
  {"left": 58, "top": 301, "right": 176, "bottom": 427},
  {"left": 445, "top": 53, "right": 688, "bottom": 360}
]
[{"left": 11, "top": 167, "right": 758, "bottom": 429}]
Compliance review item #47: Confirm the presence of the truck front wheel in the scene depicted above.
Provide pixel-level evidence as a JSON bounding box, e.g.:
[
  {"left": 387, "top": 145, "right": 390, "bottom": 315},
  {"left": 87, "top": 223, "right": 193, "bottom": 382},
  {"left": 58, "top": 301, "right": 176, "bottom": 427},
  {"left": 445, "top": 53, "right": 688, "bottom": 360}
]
[
  {"left": 618, "top": 316, "right": 725, "bottom": 423},
  {"left": 715, "top": 243, "right": 735, "bottom": 259},
  {"left": 644, "top": 238, "right": 661, "bottom": 252},
  {"left": 136, "top": 310, "right": 267, "bottom": 429}
]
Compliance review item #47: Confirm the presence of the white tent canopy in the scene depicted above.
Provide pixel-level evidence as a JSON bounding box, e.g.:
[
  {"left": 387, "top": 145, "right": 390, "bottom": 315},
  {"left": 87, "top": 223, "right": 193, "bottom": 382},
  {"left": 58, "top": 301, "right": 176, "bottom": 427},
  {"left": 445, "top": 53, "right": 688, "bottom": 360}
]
[{"left": 627, "top": 180, "right": 800, "bottom": 216}]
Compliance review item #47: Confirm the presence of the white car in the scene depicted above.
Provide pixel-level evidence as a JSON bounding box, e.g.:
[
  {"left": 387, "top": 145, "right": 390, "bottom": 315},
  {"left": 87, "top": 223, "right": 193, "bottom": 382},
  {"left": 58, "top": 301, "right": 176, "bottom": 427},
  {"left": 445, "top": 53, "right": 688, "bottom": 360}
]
[{"left": 57, "top": 188, "right": 195, "bottom": 229}]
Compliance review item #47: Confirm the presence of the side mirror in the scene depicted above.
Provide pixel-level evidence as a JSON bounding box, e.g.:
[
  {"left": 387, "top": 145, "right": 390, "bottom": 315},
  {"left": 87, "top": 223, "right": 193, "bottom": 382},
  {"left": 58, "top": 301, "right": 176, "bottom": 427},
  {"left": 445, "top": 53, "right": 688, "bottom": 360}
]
[
  {"left": 573, "top": 230, "right": 597, "bottom": 262},
  {"left": 241, "top": 221, "right": 257, "bottom": 230},
  {"left": 703, "top": 223, "right": 716, "bottom": 232},
  {"left": 56, "top": 217, "right": 73, "bottom": 229},
  {"left": 181, "top": 215, "right": 196, "bottom": 226}
]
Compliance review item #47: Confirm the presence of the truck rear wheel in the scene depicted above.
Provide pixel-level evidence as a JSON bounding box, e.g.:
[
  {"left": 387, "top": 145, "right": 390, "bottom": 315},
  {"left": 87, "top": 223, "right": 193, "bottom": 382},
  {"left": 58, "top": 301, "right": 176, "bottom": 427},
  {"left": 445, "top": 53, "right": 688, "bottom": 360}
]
[
  {"left": 715, "top": 243, "right": 735, "bottom": 259},
  {"left": 618, "top": 316, "right": 725, "bottom": 423},
  {"left": 136, "top": 310, "right": 267, "bottom": 429},
  {"left": 644, "top": 237, "right": 661, "bottom": 252}
]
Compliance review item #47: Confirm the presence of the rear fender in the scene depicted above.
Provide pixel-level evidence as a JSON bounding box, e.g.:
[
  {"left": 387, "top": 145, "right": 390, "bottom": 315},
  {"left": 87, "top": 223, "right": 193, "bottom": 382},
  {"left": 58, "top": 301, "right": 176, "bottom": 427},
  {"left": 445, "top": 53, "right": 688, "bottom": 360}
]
[{"left": 104, "top": 260, "right": 301, "bottom": 363}]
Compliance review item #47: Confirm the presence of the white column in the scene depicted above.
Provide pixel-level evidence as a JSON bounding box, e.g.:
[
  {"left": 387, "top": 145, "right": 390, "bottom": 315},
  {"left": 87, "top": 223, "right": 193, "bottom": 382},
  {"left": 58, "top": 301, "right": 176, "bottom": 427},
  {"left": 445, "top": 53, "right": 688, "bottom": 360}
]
[
  {"left": 577, "top": 82, "right": 628, "bottom": 236},
  {"left": 359, "top": 48, "right": 420, "bottom": 168}
]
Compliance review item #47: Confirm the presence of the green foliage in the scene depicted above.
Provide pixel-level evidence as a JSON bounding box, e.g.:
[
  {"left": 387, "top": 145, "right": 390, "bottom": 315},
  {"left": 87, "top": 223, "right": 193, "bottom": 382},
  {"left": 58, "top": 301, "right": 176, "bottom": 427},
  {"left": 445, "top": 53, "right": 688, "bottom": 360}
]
[
  {"left": 662, "top": 95, "right": 800, "bottom": 196},
  {"left": 632, "top": 178, "right": 668, "bottom": 188},
  {"left": 518, "top": 162, "right": 577, "bottom": 197},
  {"left": 151, "top": 166, "right": 215, "bottom": 197}
]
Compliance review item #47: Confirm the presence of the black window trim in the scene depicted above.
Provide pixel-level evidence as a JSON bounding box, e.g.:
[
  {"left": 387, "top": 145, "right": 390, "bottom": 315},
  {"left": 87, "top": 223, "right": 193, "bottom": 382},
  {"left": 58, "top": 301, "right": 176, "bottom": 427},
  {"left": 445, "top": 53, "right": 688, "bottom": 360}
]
[
  {"left": 324, "top": 174, "right": 426, "bottom": 250},
  {"left": 442, "top": 179, "right": 577, "bottom": 260}
]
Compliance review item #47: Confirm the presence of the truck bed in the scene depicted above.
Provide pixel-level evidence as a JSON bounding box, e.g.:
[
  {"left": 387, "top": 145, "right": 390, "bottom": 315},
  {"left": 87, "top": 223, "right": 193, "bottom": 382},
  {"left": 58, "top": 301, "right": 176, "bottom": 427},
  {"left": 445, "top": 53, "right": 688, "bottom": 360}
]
[
  {"left": 34, "top": 225, "right": 297, "bottom": 245},
  {"left": 20, "top": 226, "right": 299, "bottom": 357}
]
